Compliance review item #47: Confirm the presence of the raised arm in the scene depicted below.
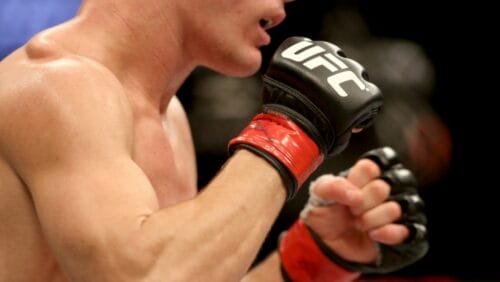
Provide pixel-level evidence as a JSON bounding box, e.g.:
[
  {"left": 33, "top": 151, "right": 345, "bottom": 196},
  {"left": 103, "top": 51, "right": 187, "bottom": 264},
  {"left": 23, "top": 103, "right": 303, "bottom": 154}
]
[
  {"left": 0, "top": 59, "right": 286, "bottom": 282},
  {"left": 1, "top": 35, "right": 384, "bottom": 282}
]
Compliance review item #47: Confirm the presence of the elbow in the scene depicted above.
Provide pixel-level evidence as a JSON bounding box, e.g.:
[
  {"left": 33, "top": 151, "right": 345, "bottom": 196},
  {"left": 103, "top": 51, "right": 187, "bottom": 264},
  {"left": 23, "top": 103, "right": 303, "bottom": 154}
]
[
  {"left": 57, "top": 228, "right": 159, "bottom": 281},
  {"left": 98, "top": 230, "right": 161, "bottom": 281}
]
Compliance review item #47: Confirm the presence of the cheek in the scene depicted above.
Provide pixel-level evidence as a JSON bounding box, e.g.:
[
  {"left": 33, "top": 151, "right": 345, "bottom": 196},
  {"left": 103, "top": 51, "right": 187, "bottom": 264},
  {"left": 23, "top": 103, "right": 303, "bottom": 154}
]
[{"left": 197, "top": 12, "right": 262, "bottom": 75}]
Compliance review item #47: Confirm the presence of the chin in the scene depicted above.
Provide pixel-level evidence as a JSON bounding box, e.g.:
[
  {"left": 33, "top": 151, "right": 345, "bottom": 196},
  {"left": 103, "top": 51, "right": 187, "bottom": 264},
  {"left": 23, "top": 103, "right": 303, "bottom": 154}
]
[
  {"left": 228, "top": 53, "right": 263, "bottom": 77},
  {"left": 231, "top": 64, "right": 261, "bottom": 77},
  {"left": 213, "top": 46, "right": 262, "bottom": 77},
  {"left": 209, "top": 47, "right": 262, "bottom": 78}
]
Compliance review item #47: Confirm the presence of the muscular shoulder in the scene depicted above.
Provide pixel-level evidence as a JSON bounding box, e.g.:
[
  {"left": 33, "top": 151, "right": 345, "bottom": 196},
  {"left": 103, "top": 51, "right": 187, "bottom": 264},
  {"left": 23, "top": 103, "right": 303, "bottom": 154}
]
[
  {"left": 5, "top": 41, "right": 127, "bottom": 108},
  {"left": 2, "top": 39, "right": 125, "bottom": 106},
  {"left": 0, "top": 42, "right": 133, "bottom": 176}
]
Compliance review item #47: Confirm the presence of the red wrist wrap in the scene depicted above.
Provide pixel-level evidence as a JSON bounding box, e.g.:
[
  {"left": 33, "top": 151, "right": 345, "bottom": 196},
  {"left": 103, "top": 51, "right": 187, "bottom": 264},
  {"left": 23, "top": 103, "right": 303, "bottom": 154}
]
[
  {"left": 229, "top": 112, "right": 323, "bottom": 188},
  {"left": 279, "top": 219, "right": 361, "bottom": 282}
]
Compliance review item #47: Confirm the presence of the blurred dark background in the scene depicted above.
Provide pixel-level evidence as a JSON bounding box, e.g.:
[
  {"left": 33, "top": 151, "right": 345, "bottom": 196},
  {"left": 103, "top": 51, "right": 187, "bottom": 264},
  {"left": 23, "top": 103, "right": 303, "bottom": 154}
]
[
  {"left": 186, "top": 1, "right": 497, "bottom": 280},
  {"left": 1, "top": 0, "right": 496, "bottom": 280}
]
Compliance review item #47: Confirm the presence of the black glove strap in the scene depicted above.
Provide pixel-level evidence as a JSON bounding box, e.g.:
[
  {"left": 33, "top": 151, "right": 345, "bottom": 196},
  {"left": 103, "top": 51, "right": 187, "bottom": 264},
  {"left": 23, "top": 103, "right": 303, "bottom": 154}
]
[{"left": 306, "top": 224, "right": 429, "bottom": 274}]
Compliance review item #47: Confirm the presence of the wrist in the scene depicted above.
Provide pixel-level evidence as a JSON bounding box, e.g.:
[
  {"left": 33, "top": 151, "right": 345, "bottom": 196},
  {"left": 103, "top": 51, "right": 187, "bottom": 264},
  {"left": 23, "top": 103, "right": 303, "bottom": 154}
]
[
  {"left": 279, "top": 219, "right": 360, "bottom": 282},
  {"left": 229, "top": 112, "right": 323, "bottom": 199}
]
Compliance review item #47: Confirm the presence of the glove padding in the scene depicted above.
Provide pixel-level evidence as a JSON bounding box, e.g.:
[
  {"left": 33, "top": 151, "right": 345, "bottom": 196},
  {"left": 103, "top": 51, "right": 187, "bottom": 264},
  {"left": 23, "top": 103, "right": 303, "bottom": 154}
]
[
  {"left": 229, "top": 37, "right": 383, "bottom": 199},
  {"left": 262, "top": 36, "right": 383, "bottom": 157},
  {"left": 309, "top": 147, "right": 429, "bottom": 274}
]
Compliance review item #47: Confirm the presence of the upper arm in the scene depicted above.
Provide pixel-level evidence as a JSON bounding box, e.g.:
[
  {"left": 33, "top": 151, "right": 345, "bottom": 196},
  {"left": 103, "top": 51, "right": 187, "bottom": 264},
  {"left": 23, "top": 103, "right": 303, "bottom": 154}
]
[
  {"left": 0, "top": 60, "right": 159, "bottom": 279},
  {"left": 0, "top": 58, "right": 289, "bottom": 281}
]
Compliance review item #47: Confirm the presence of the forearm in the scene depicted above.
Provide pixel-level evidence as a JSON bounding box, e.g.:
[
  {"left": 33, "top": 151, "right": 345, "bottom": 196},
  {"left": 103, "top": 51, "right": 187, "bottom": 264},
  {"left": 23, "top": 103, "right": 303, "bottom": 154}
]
[{"left": 138, "top": 149, "right": 287, "bottom": 281}]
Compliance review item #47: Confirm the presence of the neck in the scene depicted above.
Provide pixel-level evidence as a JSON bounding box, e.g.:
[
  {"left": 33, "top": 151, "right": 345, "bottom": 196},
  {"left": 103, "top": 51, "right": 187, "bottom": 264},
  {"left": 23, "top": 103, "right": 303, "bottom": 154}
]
[{"left": 65, "top": 0, "right": 196, "bottom": 111}]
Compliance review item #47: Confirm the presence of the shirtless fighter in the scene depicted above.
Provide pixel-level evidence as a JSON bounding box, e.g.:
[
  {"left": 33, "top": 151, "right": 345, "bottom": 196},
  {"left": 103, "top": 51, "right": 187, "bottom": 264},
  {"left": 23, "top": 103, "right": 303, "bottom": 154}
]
[{"left": 0, "top": 0, "right": 427, "bottom": 281}]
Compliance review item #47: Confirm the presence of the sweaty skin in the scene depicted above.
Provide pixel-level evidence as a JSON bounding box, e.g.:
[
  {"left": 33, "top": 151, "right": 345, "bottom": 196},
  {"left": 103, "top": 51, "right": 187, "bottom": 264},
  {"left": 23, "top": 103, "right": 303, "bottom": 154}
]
[
  {"left": 0, "top": 39, "right": 191, "bottom": 280},
  {"left": 0, "top": 36, "right": 285, "bottom": 281},
  {"left": 0, "top": 0, "right": 292, "bottom": 279},
  {"left": 0, "top": 0, "right": 410, "bottom": 281}
]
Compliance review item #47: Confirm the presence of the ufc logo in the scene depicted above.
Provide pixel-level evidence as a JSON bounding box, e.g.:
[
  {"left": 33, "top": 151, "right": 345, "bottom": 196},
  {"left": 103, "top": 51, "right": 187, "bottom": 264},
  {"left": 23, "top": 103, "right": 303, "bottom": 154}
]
[{"left": 281, "top": 40, "right": 366, "bottom": 97}]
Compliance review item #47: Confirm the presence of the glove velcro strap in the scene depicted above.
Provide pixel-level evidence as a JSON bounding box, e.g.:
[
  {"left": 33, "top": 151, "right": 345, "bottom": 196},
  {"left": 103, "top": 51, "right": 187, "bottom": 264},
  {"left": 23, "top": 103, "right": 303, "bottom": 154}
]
[
  {"left": 279, "top": 219, "right": 360, "bottom": 282},
  {"left": 229, "top": 112, "right": 323, "bottom": 199}
]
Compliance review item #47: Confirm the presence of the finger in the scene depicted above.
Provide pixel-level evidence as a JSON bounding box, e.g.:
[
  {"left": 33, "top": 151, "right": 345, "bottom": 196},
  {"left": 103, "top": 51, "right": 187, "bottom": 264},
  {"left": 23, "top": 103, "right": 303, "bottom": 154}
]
[
  {"left": 304, "top": 204, "right": 356, "bottom": 240},
  {"left": 368, "top": 223, "right": 410, "bottom": 245},
  {"left": 311, "top": 174, "right": 362, "bottom": 206},
  {"left": 356, "top": 201, "right": 401, "bottom": 231},
  {"left": 351, "top": 179, "right": 390, "bottom": 216},
  {"left": 346, "top": 159, "right": 381, "bottom": 189}
]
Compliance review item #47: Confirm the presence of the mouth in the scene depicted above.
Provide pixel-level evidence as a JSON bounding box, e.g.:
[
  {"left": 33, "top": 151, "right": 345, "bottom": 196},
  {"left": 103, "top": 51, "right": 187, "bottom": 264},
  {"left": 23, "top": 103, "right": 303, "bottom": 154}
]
[
  {"left": 260, "top": 18, "right": 274, "bottom": 29},
  {"left": 259, "top": 12, "right": 286, "bottom": 30}
]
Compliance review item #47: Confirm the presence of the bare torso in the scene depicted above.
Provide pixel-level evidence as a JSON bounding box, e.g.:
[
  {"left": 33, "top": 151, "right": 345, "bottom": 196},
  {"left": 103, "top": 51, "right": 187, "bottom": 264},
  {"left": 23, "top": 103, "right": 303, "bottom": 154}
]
[{"left": 0, "top": 36, "right": 197, "bottom": 282}]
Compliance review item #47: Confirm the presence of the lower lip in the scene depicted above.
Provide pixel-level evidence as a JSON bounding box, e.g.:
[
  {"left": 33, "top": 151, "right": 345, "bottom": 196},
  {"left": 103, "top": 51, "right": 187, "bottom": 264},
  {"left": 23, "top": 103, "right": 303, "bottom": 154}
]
[{"left": 258, "top": 29, "right": 271, "bottom": 46}]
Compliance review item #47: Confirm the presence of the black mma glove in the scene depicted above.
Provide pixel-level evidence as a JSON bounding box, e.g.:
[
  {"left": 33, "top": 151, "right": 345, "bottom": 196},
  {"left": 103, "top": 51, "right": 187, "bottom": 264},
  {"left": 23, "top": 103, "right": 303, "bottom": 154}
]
[
  {"left": 229, "top": 37, "right": 383, "bottom": 199},
  {"left": 308, "top": 147, "right": 429, "bottom": 274}
]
